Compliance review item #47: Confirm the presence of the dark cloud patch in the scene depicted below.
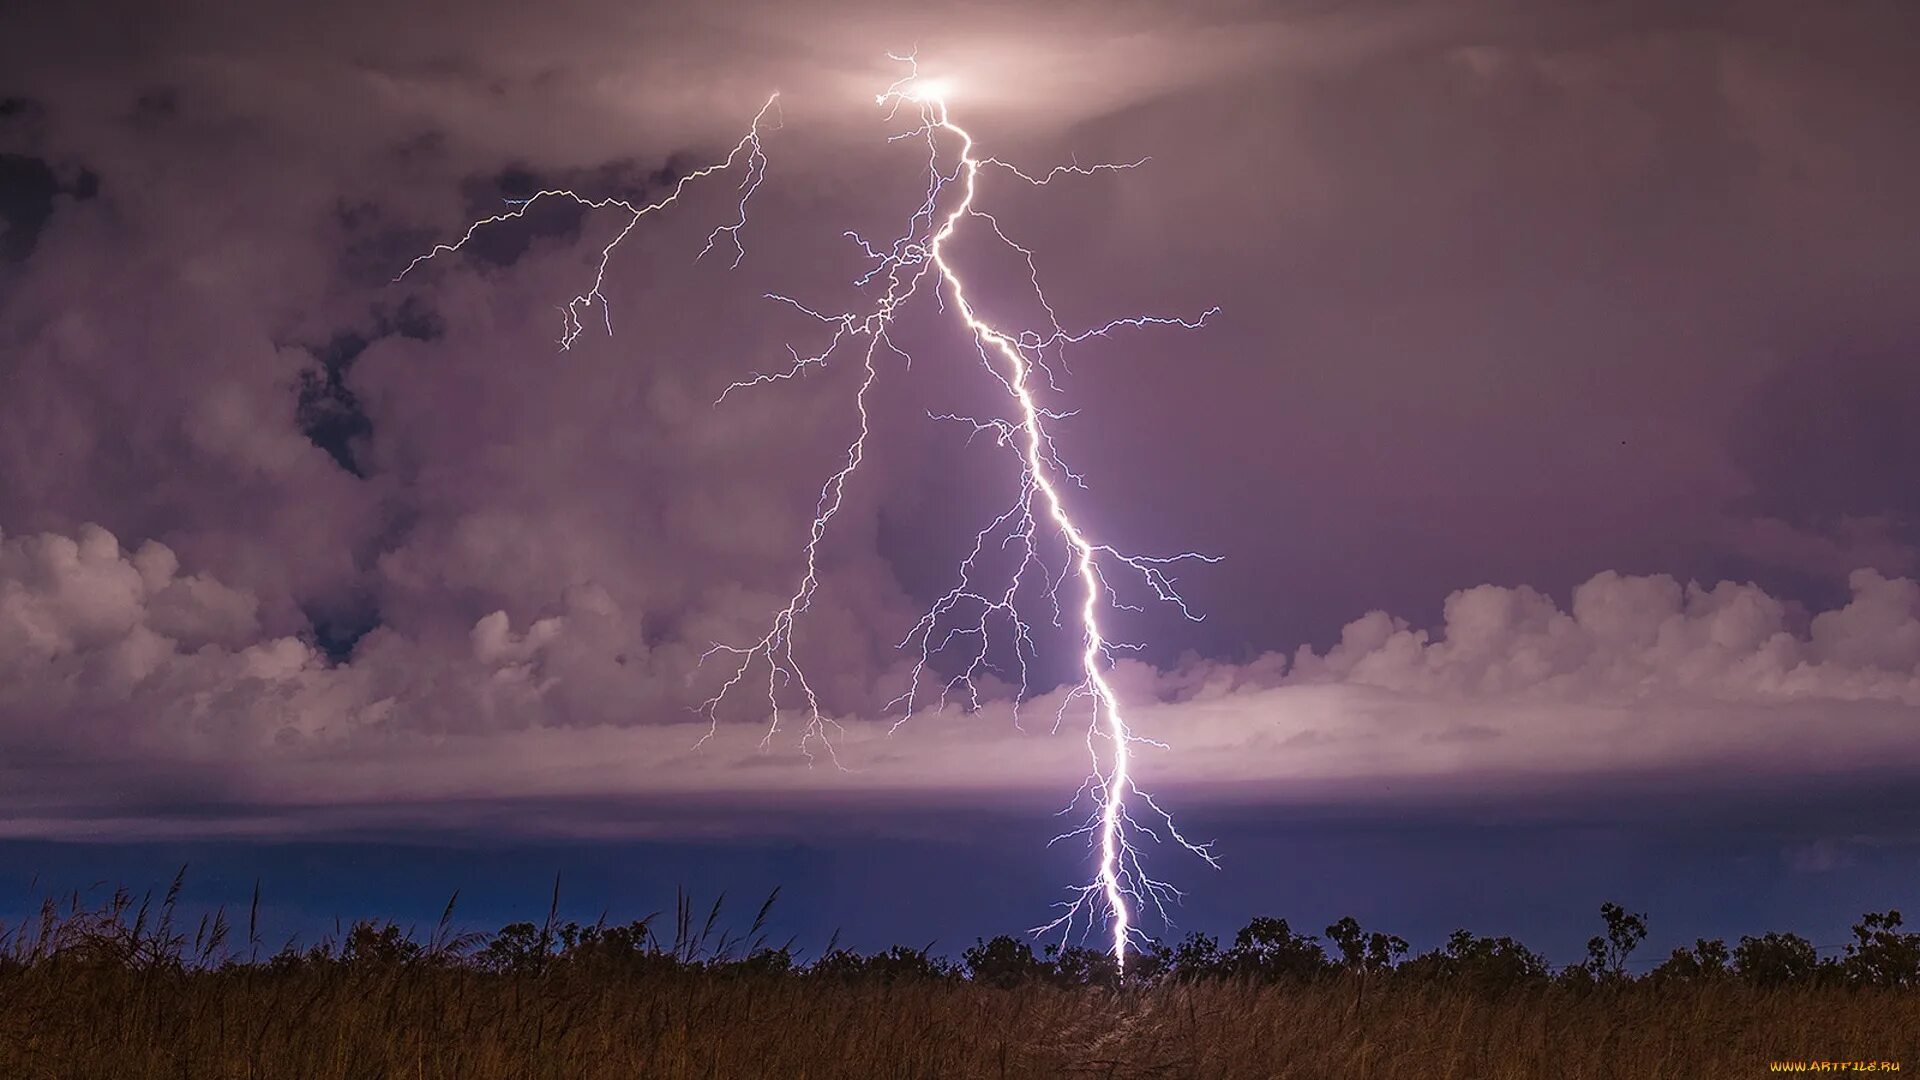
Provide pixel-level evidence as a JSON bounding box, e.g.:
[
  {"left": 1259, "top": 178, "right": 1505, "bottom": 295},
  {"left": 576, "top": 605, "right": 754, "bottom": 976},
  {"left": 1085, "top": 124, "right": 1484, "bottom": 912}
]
[
  {"left": 453, "top": 166, "right": 590, "bottom": 268},
  {"left": 337, "top": 199, "right": 442, "bottom": 288},
  {"left": 298, "top": 331, "right": 379, "bottom": 477},
  {"left": 0, "top": 154, "right": 96, "bottom": 262},
  {"left": 0, "top": 96, "right": 48, "bottom": 154},
  {"left": 295, "top": 297, "right": 445, "bottom": 477},
  {"left": 304, "top": 599, "right": 381, "bottom": 664},
  {"left": 0, "top": 155, "right": 58, "bottom": 261},
  {"left": 376, "top": 295, "right": 446, "bottom": 343}
]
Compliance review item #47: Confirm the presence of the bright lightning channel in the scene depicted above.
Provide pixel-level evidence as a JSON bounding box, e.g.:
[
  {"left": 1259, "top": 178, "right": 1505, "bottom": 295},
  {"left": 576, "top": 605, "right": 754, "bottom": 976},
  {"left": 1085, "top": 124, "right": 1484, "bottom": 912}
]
[{"left": 404, "top": 59, "right": 1221, "bottom": 967}]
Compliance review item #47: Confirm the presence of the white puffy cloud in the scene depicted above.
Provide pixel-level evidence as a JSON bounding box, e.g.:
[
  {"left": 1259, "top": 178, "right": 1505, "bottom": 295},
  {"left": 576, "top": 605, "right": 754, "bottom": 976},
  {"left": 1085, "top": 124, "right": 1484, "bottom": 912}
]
[
  {"left": 1284, "top": 568, "right": 1920, "bottom": 706},
  {"left": 0, "top": 524, "right": 1916, "bottom": 835}
]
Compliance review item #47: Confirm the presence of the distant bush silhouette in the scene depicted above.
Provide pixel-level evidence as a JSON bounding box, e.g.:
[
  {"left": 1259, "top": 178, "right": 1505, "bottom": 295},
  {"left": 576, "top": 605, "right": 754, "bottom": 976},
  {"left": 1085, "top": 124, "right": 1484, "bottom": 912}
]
[
  {"left": 1842, "top": 910, "right": 1920, "bottom": 988},
  {"left": 1223, "top": 916, "right": 1328, "bottom": 981},
  {"left": 1161, "top": 918, "right": 1330, "bottom": 983},
  {"left": 9, "top": 871, "right": 1920, "bottom": 1077},
  {"left": 812, "top": 944, "right": 956, "bottom": 983},
  {"left": 962, "top": 935, "right": 1049, "bottom": 988},
  {"left": 8, "top": 868, "right": 1920, "bottom": 999},
  {"left": 1326, "top": 915, "right": 1408, "bottom": 975},
  {"left": 476, "top": 921, "right": 548, "bottom": 973},
  {"left": 1733, "top": 931, "right": 1824, "bottom": 986},
  {"left": 1400, "top": 930, "right": 1552, "bottom": 990},
  {"left": 340, "top": 921, "right": 425, "bottom": 967},
  {"left": 1651, "top": 937, "right": 1732, "bottom": 983},
  {"left": 1045, "top": 942, "right": 1125, "bottom": 987},
  {"left": 1168, "top": 930, "right": 1226, "bottom": 980}
]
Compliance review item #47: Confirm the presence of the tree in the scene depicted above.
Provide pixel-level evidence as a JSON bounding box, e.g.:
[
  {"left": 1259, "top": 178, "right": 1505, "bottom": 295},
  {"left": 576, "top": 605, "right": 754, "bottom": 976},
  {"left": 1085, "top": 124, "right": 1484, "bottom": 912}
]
[
  {"left": 1047, "top": 943, "right": 1123, "bottom": 988},
  {"left": 1169, "top": 931, "right": 1225, "bottom": 980},
  {"left": 1584, "top": 902, "right": 1648, "bottom": 981},
  {"left": 1121, "top": 938, "right": 1173, "bottom": 984},
  {"left": 1402, "top": 930, "right": 1551, "bottom": 989},
  {"left": 339, "top": 921, "right": 423, "bottom": 966},
  {"left": 963, "top": 935, "right": 1048, "bottom": 988},
  {"left": 1223, "top": 917, "right": 1328, "bottom": 982},
  {"left": 1325, "top": 916, "right": 1407, "bottom": 975},
  {"left": 1650, "top": 938, "right": 1730, "bottom": 983},
  {"left": 1843, "top": 910, "right": 1920, "bottom": 988},
  {"left": 1733, "top": 931, "right": 1822, "bottom": 986},
  {"left": 475, "top": 922, "right": 548, "bottom": 974},
  {"left": 812, "top": 945, "right": 956, "bottom": 983}
]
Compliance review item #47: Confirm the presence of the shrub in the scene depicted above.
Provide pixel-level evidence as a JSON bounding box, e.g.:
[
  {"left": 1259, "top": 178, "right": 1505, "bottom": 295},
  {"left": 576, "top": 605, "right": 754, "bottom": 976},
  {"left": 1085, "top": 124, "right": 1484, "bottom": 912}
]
[
  {"left": 1843, "top": 910, "right": 1920, "bottom": 988},
  {"left": 1650, "top": 938, "right": 1731, "bottom": 983},
  {"left": 1222, "top": 917, "right": 1328, "bottom": 982},
  {"left": 1402, "top": 930, "right": 1551, "bottom": 990},
  {"left": 963, "top": 935, "right": 1049, "bottom": 988},
  {"left": 476, "top": 921, "right": 550, "bottom": 974},
  {"left": 1733, "top": 931, "right": 1823, "bottom": 986},
  {"left": 340, "top": 921, "right": 424, "bottom": 967},
  {"left": 811, "top": 944, "right": 956, "bottom": 983},
  {"left": 1169, "top": 931, "right": 1225, "bottom": 980},
  {"left": 1047, "top": 943, "right": 1123, "bottom": 987}
]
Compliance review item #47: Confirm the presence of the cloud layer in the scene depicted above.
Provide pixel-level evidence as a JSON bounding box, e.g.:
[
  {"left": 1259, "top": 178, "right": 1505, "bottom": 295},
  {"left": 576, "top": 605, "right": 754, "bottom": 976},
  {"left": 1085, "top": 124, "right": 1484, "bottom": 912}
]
[{"left": 3, "top": 521, "right": 1916, "bottom": 835}]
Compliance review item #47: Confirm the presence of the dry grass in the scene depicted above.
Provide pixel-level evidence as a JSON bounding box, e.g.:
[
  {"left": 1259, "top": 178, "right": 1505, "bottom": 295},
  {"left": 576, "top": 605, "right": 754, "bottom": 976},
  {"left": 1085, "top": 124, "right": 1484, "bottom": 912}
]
[
  {"left": 2, "top": 965, "right": 1916, "bottom": 1078},
  {"left": 3, "top": 882, "right": 1914, "bottom": 1077}
]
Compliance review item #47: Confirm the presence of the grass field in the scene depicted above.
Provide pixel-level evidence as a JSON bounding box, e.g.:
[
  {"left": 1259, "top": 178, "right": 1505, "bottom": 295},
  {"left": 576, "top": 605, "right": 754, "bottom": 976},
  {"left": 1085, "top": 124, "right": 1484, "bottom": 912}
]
[
  {"left": 6, "top": 965, "right": 1916, "bottom": 1078},
  {"left": 2, "top": 880, "right": 1915, "bottom": 1078}
]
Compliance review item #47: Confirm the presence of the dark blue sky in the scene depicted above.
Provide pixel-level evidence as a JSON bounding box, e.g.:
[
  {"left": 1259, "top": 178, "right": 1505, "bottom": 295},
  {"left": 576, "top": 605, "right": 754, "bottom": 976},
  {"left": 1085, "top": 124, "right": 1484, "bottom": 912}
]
[{"left": 9, "top": 778, "right": 1917, "bottom": 966}]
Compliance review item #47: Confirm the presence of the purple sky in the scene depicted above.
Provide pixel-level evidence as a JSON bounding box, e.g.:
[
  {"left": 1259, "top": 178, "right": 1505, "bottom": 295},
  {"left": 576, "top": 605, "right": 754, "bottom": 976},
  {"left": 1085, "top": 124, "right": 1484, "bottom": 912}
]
[{"left": 2, "top": 0, "right": 1918, "bottom": 947}]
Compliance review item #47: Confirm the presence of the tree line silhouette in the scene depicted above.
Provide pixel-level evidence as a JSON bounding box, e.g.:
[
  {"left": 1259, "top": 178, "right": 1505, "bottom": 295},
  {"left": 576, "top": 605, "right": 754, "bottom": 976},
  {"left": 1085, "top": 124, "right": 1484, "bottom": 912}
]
[{"left": 6, "top": 872, "right": 1917, "bottom": 992}]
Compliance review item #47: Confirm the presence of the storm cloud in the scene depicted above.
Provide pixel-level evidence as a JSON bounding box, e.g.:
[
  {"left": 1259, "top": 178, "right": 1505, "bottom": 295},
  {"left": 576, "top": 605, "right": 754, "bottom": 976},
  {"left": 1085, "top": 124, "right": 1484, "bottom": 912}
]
[{"left": 1, "top": 0, "right": 1916, "bottom": 838}]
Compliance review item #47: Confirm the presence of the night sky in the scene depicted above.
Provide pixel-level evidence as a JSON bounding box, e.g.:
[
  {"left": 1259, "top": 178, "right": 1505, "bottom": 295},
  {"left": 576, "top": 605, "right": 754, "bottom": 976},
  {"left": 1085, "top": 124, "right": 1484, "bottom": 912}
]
[{"left": 3, "top": 0, "right": 1918, "bottom": 966}]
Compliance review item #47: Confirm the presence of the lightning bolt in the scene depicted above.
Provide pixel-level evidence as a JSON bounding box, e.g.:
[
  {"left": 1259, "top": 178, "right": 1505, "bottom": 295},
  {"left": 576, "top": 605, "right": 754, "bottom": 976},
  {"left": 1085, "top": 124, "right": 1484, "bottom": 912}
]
[
  {"left": 397, "top": 94, "right": 780, "bottom": 348},
  {"left": 406, "top": 57, "right": 1220, "bottom": 967}
]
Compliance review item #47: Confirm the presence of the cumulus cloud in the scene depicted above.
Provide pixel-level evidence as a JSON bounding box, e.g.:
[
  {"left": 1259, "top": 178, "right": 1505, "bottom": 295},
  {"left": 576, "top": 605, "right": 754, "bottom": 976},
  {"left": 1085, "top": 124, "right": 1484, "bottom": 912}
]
[
  {"left": 1286, "top": 568, "right": 1920, "bottom": 705},
  {"left": 1, "top": 522, "right": 1915, "bottom": 835}
]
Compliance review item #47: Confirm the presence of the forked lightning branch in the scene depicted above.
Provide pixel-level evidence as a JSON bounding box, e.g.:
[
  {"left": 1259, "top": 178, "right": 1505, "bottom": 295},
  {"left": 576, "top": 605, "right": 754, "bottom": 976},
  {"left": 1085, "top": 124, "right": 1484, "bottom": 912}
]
[{"left": 403, "top": 57, "right": 1222, "bottom": 966}]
